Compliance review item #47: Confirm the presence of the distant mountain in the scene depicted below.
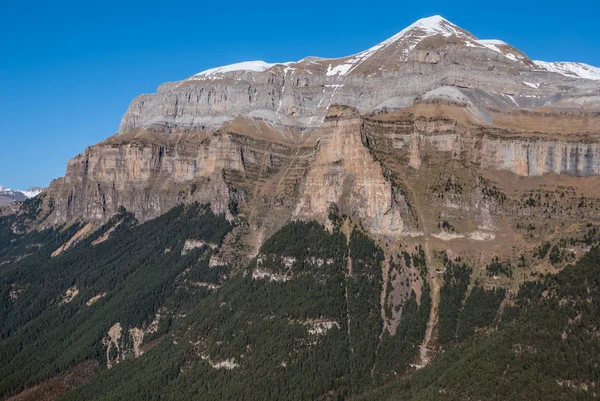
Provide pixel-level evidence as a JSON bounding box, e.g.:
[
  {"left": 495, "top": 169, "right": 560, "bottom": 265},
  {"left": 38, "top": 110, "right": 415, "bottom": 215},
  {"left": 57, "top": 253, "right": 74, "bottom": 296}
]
[{"left": 0, "top": 185, "right": 42, "bottom": 206}]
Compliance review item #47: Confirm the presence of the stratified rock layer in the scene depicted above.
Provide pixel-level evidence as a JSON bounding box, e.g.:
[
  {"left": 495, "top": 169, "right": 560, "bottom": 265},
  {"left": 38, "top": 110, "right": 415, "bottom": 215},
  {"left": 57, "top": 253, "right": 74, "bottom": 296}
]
[{"left": 294, "top": 105, "right": 408, "bottom": 235}]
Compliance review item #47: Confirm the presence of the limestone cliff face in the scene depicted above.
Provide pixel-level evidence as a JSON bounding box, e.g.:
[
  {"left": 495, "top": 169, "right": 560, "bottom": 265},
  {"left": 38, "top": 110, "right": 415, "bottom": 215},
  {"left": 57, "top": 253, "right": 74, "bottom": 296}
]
[
  {"left": 45, "top": 132, "right": 239, "bottom": 224},
  {"left": 120, "top": 49, "right": 599, "bottom": 134},
  {"left": 398, "top": 130, "right": 600, "bottom": 177},
  {"left": 479, "top": 139, "right": 600, "bottom": 177},
  {"left": 365, "top": 106, "right": 600, "bottom": 178},
  {"left": 294, "top": 105, "right": 409, "bottom": 235},
  {"left": 45, "top": 124, "right": 318, "bottom": 232}
]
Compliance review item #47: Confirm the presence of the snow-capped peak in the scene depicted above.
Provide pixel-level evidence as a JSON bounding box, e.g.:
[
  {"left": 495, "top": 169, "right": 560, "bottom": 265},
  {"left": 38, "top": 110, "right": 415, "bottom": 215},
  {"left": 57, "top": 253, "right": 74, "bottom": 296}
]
[
  {"left": 370, "top": 15, "right": 472, "bottom": 53},
  {"left": 184, "top": 15, "right": 599, "bottom": 84},
  {"left": 533, "top": 61, "right": 600, "bottom": 81},
  {"left": 325, "top": 16, "right": 470, "bottom": 77},
  {"left": 20, "top": 187, "right": 43, "bottom": 199},
  {"left": 192, "top": 61, "right": 279, "bottom": 79},
  {"left": 393, "top": 15, "right": 465, "bottom": 39},
  {"left": 0, "top": 185, "right": 42, "bottom": 199}
]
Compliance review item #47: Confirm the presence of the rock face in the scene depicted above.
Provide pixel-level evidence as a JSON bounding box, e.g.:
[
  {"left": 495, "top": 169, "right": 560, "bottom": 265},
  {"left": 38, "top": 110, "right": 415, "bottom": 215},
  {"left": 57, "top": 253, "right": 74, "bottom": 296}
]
[
  {"left": 294, "top": 105, "right": 410, "bottom": 235},
  {"left": 45, "top": 131, "right": 236, "bottom": 223},
  {"left": 45, "top": 122, "right": 318, "bottom": 232},
  {"left": 40, "top": 15, "right": 600, "bottom": 244},
  {"left": 365, "top": 104, "right": 600, "bottom": 177}
]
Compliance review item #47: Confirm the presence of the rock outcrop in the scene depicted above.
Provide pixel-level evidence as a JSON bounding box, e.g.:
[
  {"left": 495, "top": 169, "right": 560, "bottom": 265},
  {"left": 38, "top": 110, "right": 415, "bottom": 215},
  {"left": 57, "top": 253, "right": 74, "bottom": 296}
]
[
  {"left": 294, "top": 105, "right": 410, "bottom": 235},
  {"left": 45, "top": 130, "right": 235, "bottom": 223},
  {"left": 44, "top": 121, "right": 318, "bottom": 231},
  {"left": 365, "top": 102, "right": 600, "bottom": 177}
]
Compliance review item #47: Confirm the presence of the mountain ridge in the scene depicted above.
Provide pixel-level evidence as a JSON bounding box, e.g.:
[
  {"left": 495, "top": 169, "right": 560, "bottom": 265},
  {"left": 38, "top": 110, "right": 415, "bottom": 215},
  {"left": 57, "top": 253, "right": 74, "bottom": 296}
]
[
  {"left": 117, "top": 15, "right": 600, "bottom": 135},
  {"left": 190, "top": 16, "right": 599, "bottom": 81},
  {"left": 0, "top": 185, "right": 42, "bottom": 206}
]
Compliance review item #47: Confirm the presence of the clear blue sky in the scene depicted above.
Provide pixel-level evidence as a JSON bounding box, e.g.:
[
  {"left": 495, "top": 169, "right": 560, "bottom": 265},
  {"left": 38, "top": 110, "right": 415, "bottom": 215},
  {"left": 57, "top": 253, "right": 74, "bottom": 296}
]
[{"left": 1, "top": 0, "right": 599, "bottom": 189}]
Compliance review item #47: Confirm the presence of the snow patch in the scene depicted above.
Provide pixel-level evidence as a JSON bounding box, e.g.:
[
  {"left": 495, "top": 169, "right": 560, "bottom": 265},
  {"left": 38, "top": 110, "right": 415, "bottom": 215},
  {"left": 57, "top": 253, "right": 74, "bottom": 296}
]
[
  {"left": 477, "top": 39, "right": 506, "bottom": 46},
  {"left": 534, "top": 60, "right": 600, "bottom": 81},
  {"left": 193, "top": 61, "right": 278, "bottom": 78},
  {"left": 326, "top": 63, "right": 353, "bottom": 76},
  {"left": 20, "top": 188, "right": 42, "bottom": 198},
  {"left": 476, "top": 40, "right": 522, "bottom": 62},
  {"left": 522, "top": 81, "right": 539, "bottom": 89},
  {"left": 0, "top": 185, "right": 42, "bottom": 199}
]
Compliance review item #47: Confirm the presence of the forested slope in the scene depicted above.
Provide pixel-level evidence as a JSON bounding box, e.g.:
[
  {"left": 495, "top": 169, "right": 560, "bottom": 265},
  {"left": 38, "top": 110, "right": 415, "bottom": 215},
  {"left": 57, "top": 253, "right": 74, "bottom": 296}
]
[
  {"left": 356, "top": 247, "right": 600, "bottom": 401},
  {"left": 0, "top": 203, "right": 232, "bottom": 397},
  {"left": 2, "top": 201, "right": 598, "bottom": 401}
]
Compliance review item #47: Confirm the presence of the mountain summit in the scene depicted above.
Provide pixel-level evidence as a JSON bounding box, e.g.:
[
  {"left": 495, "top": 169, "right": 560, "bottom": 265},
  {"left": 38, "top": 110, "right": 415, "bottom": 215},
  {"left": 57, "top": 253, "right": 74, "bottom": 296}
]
[{"left": 191, "top": 15, "right": 597, "bottom": 81}]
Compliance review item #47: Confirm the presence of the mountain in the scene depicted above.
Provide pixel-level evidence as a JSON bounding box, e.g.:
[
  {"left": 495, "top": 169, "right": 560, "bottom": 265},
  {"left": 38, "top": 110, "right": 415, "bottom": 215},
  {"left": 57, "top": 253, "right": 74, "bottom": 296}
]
[
  {"left": 2, "top": 15, "right": 600, "bottom": 401},
  {"left": 118, "top": 15, "right": 600, "bottom": 134},
  {"left": 0, "top": 185, "right": 42, "bottom": 206},
  {"left": 39, "top": 15, "right": 600, "bottom": 228}
]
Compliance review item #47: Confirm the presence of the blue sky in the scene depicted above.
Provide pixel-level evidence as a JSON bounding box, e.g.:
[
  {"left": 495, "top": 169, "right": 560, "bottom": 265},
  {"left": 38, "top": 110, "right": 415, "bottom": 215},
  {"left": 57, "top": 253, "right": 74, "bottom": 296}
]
[{"left": 1, "top": 0, "right": 599, "bottom": 189}]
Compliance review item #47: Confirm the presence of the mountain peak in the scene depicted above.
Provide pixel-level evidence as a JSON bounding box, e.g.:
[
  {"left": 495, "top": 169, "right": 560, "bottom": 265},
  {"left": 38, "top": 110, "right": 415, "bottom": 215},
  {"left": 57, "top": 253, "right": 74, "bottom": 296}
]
[
  {"left": 387, "top": 15, "right": 471, "bottom": 43},
  {"left": 405, "top": 15, "right": 455, "bottom": 32}
]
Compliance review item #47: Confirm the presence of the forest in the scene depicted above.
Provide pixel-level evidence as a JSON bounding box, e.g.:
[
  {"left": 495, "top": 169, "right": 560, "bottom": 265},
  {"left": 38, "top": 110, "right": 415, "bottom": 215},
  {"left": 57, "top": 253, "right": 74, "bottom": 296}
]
[{"left": 0, "top": 202, "right": 598, "bottom": 400}]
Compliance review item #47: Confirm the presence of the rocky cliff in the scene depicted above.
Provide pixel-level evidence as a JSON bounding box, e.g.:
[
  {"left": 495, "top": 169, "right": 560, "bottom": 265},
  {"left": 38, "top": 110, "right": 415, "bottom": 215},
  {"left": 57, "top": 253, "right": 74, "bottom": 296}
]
[
  {"left": 37, "top": 16, "right": 600, "bottom": 248},
  {"left": 294, "top": 105, "right": 412, "bottom": 235}
]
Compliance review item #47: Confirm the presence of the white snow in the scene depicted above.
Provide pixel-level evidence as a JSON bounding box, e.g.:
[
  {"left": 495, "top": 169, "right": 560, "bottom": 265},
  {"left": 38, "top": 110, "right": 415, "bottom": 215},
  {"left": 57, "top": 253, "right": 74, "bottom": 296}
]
[
  {"left": 534, "top": 60, "right": 600, "bottom": 81},
  {"left": 192, "top": 61, "right": 278, "bottom": 78},
  {"left": 0, "top": 185, "right": 42, "bottom": 198},
  {"left": 522, "top": 81, "right": 539, "bottom": 89},
  {"left": 326, "top": 63, "right": 353, "bottom": 76},
  {"left": 477, "top": 39, "right": 507, "bottom": 46},
  {"left": 365, "top": 15, "right": 468, "bottom": 59},
  {"left": 323, "top": 15, "right": 473, "bottom": 79},
  {"left": 476, "top": 40, "right": 522, "bottom": 62},
  {"left": 385, "top": 15, "right": 465, "bottom": 44},
  {"left": 20, "top": 188, "right": 42, "bottom": 198}
]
